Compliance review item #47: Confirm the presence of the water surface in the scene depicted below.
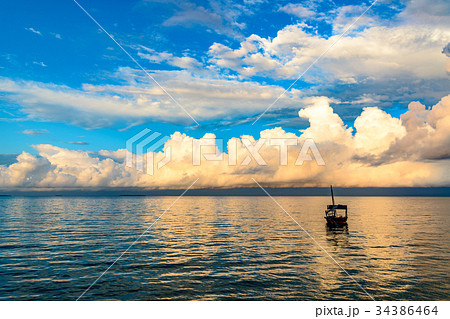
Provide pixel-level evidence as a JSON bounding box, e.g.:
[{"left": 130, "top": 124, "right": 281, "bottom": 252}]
[{"left": 0, "top": 196, "right": 449, "bottom": 300}]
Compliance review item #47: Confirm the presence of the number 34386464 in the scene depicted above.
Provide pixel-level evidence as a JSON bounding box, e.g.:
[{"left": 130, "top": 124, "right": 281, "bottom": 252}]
[{"left": 376, "top": 306, "right": 438, "bottom": 316}]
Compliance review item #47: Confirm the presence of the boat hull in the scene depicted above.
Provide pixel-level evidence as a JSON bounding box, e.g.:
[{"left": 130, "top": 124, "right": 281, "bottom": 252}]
[{"left": 325, "top": 216, "right": 348, "bottom": 226}]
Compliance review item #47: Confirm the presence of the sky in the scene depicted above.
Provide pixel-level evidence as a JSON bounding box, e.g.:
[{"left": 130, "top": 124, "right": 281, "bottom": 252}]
[{"left": 0, "top": 0, "right": 449, "bottom": 190}]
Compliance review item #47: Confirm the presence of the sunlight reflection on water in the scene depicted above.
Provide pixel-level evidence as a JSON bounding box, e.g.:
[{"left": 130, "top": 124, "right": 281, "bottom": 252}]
[{"left": 0, "top": 196, "right": 449, "bottom": 300}]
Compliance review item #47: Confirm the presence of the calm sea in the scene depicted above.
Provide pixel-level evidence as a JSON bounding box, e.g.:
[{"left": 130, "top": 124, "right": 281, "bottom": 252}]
[{"left": 0, "top": 196, "right": 449, "bottom": 300}]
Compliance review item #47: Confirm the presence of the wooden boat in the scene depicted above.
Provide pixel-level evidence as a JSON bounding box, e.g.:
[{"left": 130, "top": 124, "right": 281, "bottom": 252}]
[{"left": 324, "top": 185, "right": 347, "bottom": 226}]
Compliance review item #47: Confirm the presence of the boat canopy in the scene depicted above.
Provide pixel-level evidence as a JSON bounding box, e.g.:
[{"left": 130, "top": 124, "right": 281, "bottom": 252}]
[{"left": 327, "top": 204, "right": 347, "bottom": 210}]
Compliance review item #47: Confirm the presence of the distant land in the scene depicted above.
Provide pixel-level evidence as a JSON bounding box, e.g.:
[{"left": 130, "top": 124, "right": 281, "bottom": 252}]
[{"left": 0, "top": 187, "right": 449, "bottom": 197}]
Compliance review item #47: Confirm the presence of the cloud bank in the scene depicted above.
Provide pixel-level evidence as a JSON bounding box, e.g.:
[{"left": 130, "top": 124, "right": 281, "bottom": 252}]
[
  {"left": 0, "top": 74, "right": 300, "bottom": 128},
  {"left": 1, "top": 95, "right": 449, "bottom": 190}
]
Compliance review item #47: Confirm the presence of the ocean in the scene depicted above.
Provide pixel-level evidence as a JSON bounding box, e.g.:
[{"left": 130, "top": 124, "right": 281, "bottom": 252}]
[{"left": 0, "top": 196, "right": 449, "bottom": 300}]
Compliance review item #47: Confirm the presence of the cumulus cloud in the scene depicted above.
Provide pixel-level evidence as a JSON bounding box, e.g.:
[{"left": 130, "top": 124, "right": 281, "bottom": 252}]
[
  {"left": 385, "top": 95, "right": 450, "bottom": 161},
  {"left": 205, "top": 17, "right": 450, "bottom": 111},
  {"left": 208, "top": 24, "right": 450, "bottom": 82},
  {"left": 205, "top": 0, "right": 450, "bottom": 109},
  {"left": 1, "top": 95, "right": 449, "bottom": 190}
]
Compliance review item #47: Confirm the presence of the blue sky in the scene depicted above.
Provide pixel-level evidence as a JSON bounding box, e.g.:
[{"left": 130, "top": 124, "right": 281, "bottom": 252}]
[{"left": 0, "top": 0, "right": 449, "bottom": 163}]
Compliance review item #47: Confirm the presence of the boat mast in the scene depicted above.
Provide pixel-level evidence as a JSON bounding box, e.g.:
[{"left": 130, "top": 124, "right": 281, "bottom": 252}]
[{"left": 330, "top": 185, "right": 335, "bottom": 206}]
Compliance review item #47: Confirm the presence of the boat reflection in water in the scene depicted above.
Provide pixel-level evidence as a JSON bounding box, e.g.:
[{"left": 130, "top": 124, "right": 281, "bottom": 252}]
[{"left": 325, "top": 224, "right": 349, "bottom": 247}]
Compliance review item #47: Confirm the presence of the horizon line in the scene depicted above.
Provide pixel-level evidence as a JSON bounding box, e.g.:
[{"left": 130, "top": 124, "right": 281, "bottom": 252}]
[{"left": 1, "top": 186, "right": 449, "bottom": 197}]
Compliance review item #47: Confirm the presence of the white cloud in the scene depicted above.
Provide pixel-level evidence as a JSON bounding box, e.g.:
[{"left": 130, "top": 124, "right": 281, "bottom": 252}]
[
  {"left": 137, "top": 48, "right": 174, "bottom": 63},
  {"left": 5, "top": 1, "right": 448, "bottom": 130},
  {"left": 389, "top": 94, "right": 450, "bottom": 161},
  {"left": 21, "top": 129, "right": 48, "bottom": 136},
  {"left": 327, "top": 4, "right": 378, "bottom": 34},
  {"left": 205, "top": 0, "right": 450, "bottom": 110},
  {"left": 279, "top": 3, "right": 316, "bottom": 18},
  {"left": 0, "top": 73, "right": 303, "bottom": 128},
  {"left": 399, "top": 0, "right": 450, "bottom": 27},
  {"left": 137, "top": 46, "right": 203, "bottom": 71},
  {"left": 158, "top": 0, "right": 255, "bottom": 39},
  {"left": 298, "top": 96, "right": 353, "bottom": 144},
  {"left": 32, "top": 61, "right": 47, "bottom": 67},
  {"left": 25, "top": 27, "right": 42, "bottom": 36},
  {"left": 1, "top": 95, "right": 449, "bottom": 189},
  {"left": 209, "top": 23, "right": 450, "bottom": 82},
  {"left": 278, "top": 1, "right": 379, "bottom": 33},
  {"left": 353, "top": 107, "right": 406, "bottom": 155}
]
